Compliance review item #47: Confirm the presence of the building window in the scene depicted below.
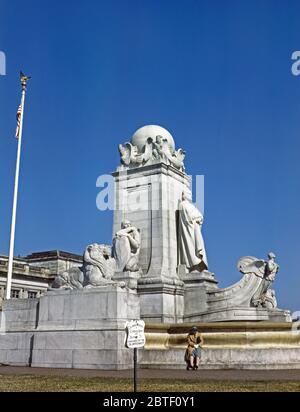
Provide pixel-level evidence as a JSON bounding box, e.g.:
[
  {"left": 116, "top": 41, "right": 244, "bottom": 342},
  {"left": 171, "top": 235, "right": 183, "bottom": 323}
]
[
  {"left": 11, "top": 289, "right": 20, "bottom": 298},
  {"left": 28, "top": 291, "right": 37, "bottom": 299}
]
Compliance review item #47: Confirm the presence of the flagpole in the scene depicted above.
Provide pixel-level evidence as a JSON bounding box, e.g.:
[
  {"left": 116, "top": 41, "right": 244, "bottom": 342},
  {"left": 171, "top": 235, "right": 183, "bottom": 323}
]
[{"left": 5, "top": 72, "right": 30, "bottom": 299}]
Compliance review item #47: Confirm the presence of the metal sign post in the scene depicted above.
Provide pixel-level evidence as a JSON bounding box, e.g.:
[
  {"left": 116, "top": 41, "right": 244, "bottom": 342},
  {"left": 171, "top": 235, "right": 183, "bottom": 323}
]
[
  {"left": 133, "top": 347, "right": 137, "bottom": 392},
  {"left": 124, "top": 319, "right": 146, "bottom": 393}
]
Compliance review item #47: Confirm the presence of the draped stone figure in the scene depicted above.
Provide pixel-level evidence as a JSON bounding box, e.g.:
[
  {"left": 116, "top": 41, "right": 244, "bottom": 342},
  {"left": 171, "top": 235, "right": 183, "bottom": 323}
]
[
  {"left": 238, "top": 252, "right": 279, "bottom": 308},
  {"left": 112, "top": 221, "right": 141, "bottom": 272},
  {"left": 178, "top": 193, "right": 208, "bottom": 272}
]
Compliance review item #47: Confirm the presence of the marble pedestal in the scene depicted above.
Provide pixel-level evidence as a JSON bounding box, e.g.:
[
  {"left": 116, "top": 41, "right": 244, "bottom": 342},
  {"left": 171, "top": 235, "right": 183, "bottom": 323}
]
[
  {"left": 181, "top": 270, "right": 218, "bottom": 320},
  {"left": 138, "top": 277, "right": 184, "bottom": 323},
  {"left": 112, "top": 163, "right": 190, "bottom": 277},
  {"left": 0, "top": 286, "right": 139, "bottom": 369},
  {"left": 112, "top": 162, "right": 191, "bottom": 323}
]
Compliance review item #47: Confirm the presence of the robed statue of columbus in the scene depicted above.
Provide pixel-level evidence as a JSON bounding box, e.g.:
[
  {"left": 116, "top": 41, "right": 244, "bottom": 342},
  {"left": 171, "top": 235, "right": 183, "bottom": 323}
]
[{"left": 178, "top": 192, "right": 208, "bottom": 272}]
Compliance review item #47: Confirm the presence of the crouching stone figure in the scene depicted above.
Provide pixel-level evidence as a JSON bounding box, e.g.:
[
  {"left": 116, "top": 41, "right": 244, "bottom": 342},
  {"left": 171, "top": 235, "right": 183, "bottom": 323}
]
[{"left": 112, "top": 220, "right": 141, "bottom": 272}]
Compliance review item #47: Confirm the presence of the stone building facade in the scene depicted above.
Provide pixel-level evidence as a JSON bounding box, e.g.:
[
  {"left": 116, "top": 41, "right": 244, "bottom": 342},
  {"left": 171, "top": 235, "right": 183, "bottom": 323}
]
[{"left": 0, "top": 251, "right": 82, "bottom": 306}]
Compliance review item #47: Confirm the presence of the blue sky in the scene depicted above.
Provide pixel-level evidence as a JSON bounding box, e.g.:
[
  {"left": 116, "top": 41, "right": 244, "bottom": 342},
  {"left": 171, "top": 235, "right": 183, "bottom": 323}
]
[{"left": 0, "top": 0, "right": 299, "bottom": 311}]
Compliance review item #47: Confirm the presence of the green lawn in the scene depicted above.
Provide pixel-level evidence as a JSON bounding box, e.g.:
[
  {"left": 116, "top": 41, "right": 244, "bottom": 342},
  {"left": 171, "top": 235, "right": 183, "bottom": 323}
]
[{"left": 0, "top": 375, "right": 300, "bottom": 392}]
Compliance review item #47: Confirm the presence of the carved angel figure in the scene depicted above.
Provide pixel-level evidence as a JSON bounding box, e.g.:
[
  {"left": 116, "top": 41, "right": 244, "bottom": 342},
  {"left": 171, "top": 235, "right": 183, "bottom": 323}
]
[
  {"left": 237, "top": 253, "right": 279, "bottom": 279},
  {"left": 238, "top": 252, "right": 279, "bottom": 308}
]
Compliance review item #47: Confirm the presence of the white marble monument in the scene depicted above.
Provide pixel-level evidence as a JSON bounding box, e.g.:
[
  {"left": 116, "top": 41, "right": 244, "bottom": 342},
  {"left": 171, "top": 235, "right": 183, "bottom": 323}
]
[
  {"left": 112, "top": 124, "right": 290, "bottom": 323},
  {"left": 0, "top": 124, "right": 298, "bottom": 371}
]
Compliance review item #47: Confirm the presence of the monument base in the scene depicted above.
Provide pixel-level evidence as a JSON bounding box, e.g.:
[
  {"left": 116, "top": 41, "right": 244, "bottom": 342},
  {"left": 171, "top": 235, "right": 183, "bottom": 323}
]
[
  {"left": 0, "top": 291, "right": 298, "bottom": 370},
  {"left": 141, "top": 321, "right": 300, "bottom": 369},
  {"left": 0, "top": 287, "right": 139, "bottom": 370}
]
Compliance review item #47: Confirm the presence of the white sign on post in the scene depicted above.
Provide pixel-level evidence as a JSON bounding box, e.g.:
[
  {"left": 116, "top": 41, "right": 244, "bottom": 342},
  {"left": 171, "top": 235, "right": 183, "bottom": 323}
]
[{"left": 125, "top": 319, "right": 146, "bottom": 349}]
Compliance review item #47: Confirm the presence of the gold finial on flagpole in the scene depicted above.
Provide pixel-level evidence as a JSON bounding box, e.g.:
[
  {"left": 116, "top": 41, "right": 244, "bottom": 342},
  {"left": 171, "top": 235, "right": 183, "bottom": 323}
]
[{"left": 20, "top": 71, "right": 31, "bottom": 90}]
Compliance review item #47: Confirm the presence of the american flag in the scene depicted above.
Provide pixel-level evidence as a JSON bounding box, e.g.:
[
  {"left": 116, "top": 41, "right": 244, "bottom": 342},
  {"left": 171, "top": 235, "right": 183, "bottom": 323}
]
[{"left": 15, "top": 103, "right": 22, "bottom": 139}]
